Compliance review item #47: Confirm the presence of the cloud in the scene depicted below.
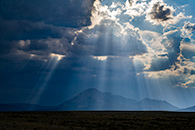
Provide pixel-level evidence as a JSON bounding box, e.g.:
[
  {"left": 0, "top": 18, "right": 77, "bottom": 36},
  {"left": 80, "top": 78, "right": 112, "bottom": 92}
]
[
  {"left": 0, "top": 0, "right": 148, "bottom": 63},
  {"left": 124, "top": 0, "right": 147, "bottom": 19},
  {"left": 126, "top": 0, "right": 139, "bottom": 7},
  {"left": 144, "top": 60, "right": 195, "bottom": 88},
  {"left": 93, "top": 56, "right": 108, "bottom": 61},
  {"left": 50, "top": 53, "right": 65, "bottom": 61},
  {"left": 148, "top": 2, "right": 172, "bottom": 21},
  {"left": 18, "top": 40, "right": 31, "bottom": 48},
  {"left": 71, "top": 19, "right": 148, "bottom": 56},
  {"left": 137, "top": 25, "right": 195, "bottom": 88},
  {"left": 0, "top": 0, "right": 95, "bottom": 28},
  {"left": 139, "top": 32, "right": 179, "bottom": 69},
  {"left": 0, "top": 0, "right": 194, "bottom": 89},
  {"left": 139, "top": 30, "right": 165, "bottom": 51},
  {"left": 127, "top": 5, "right": 194, "bottom": 88},
  {"left": 0, "top": 37, "right": 71, "bottom": 63},
  {"left": 25, "top": 38, "right": 70, "bottom": 60},
  {"left": 183, "top": 22, "right": 195, "bottom": 31},
  {"left": 0, "top": 18, "right": 64, "bottom": 41},
  {"left": 145, "top": 0, "right": 191, "bottom": 26},
  {"left": 182, "top": 22, "right": 195, "bottom": 38},
  {"left": 88, "top": 0, "right": 123, "bottom": 29},
  {"left": 69, "top": 1, "right": 148, "bottom": 57},
  {"left": 181, "top": 43, "right": 195, "bottom": 60}
]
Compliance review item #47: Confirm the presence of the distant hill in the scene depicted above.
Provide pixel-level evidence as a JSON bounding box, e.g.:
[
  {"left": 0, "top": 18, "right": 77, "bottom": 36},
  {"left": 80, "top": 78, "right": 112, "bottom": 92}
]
[
  {"left": 0, "top": 103, "right": 53, "bottom": 111},
  {"left": 55, "top": 88, "right": 138, "bottom": 110},
  {"left": 182, "top": 106, "right": 195, "bottom": 112},
  {"left": 54, "top": 88, "right": 179, "bottom": 111},
  {"left": 139, "top": 98, "right": 179, "bottom": 111},
  {"left": 0, "top": 88, "right": 182, "bottom": 111}
]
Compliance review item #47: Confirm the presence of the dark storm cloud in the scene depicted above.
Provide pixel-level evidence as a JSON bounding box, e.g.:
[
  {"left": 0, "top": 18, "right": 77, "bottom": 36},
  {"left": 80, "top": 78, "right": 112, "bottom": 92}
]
[
  {"left": 0, "top": 37, "right": 71, "bottom": 64},
  {"left": 0, "top": 18, "right": 63, "bottom": 41},
  {"left": 0, "top": 41, "right": 19, "bottom": 55},
  {"left": 0, "top": 0, "right": 95, "bottom": 27},
  {"left": 0, "top": 0, "right": 95, "bottom": 45},
  {"left": 0, "top": 0, "right": 147, "bottom": 59},
  {"left": 0, "top": 0, "right": 96, "bottom": 65},
  {"left": 149, "top": 2, "right": 172, "bottom": 21}
]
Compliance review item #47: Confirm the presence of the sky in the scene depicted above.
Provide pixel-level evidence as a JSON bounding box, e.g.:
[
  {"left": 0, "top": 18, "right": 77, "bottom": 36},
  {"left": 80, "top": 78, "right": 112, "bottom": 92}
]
[{"left": 0, "top": 0, "right": 195, "bottom": 108}]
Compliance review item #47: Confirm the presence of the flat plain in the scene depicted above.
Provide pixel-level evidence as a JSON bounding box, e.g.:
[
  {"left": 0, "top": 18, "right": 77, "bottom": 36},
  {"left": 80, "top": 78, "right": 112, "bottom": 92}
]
[{"left": 0, "top": 111, "right": 195, "bottom": 129}]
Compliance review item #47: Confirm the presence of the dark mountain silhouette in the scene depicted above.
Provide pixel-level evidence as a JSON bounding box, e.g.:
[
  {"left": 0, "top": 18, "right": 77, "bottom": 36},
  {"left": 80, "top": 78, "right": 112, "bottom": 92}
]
[
  {"left": 55, "top": 88, "right": 138, "bottom": 110},
  {"left": 0, "top": 88, "right": 182, "bottom": 111},
  {"left": 54, "top": 88, "right": 179, "bottom": 111}
]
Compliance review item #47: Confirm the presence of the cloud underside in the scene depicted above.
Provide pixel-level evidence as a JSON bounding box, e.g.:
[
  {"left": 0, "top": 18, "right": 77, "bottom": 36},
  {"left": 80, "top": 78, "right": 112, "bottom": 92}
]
[
  {"left": 145, "top": 1, "right": 191, "bottom": 26},
  {"left": 0, "top": 0, "right": 194, "bottom": 88}
]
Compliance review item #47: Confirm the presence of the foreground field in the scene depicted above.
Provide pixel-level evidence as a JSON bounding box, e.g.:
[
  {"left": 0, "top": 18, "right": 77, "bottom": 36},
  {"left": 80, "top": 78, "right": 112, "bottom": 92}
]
[{"left": 0, "top": 111, "right": 195, "bottom": 129}]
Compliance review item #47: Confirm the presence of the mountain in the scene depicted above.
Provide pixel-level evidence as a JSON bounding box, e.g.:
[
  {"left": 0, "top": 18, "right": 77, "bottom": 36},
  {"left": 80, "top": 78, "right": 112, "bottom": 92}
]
[
  {"left": 0, "top": 88, "right": 180, "bottom": 111},
  {"left": 54, "top": 88, "right": 179, "bottom": 111},
  {"left": 0, "top": 103, "right": 53, "bottom": 111},
  {"left": 55, "top": 88, "right": 138, "bottom": 110},
  {"left": 182, "top": 106, "right": 195, "bottom": 112},
  {"left": 139, "top": 98, "right": 179, "bottom": 111}
]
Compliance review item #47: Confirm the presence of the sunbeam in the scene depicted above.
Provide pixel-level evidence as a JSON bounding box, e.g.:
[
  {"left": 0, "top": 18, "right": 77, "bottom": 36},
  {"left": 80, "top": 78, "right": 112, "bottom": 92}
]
[
  {"left": 26, "top": 53, "right": 65, "bottom": 104},
  {"left": 0, "top": 0, "right": 195, "bottom": 111},
  {"left": 65, "top": 0, "right": 195, "bottom": 109}
]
